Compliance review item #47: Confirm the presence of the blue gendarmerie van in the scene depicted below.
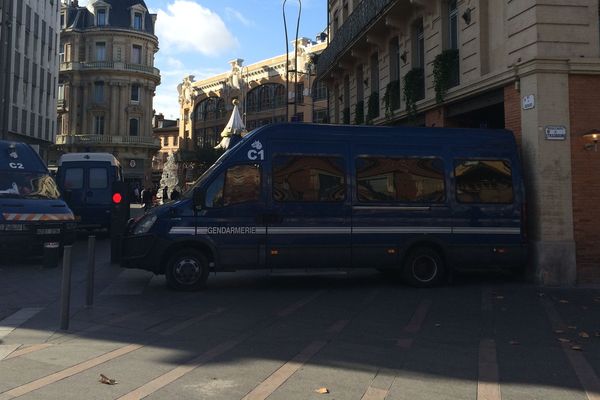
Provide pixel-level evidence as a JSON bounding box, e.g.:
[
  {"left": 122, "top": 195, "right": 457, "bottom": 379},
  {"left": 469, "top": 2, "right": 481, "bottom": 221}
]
[
  {"left": 56, "top": 153, "right": 122, "bottom": 229},
  {"left": 121, "top": 123, "right": 527, "bottom": 290},
  {"left": 0, "top": 141, "right": 76, "bottom": 261}
]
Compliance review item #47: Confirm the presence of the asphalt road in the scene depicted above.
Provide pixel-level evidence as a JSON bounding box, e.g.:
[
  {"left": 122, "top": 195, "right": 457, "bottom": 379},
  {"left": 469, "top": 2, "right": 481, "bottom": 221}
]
[{"left": 0, "top": 234, "right": 599, "bottom": 400}]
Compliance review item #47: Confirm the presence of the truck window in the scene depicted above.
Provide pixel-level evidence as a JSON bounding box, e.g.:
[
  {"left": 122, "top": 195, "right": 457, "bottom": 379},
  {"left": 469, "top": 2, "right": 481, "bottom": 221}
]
[
  {"left": 356, "top": 157, "right": 445, "bottom": 203},
  {"left": 205, "top": 164, "right": 261, "bottom": 208},
  {"left": 272, "top": 155, "right": 345, "bottom": 202},
  {"left": 89, "top": 168, "right": 108, "bottom": 189},
  {"left": 454, "top": 159, "right": 513, "bottom": 204},
  {"left": 64, "top": 168, "right": 83, "bottom": 189}
]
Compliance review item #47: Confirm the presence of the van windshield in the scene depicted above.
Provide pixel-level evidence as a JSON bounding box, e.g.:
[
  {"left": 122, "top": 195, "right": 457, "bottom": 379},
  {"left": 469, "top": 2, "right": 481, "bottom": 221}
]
[{"left": 0, "top": 171, "right": 62, "bottom": 200}]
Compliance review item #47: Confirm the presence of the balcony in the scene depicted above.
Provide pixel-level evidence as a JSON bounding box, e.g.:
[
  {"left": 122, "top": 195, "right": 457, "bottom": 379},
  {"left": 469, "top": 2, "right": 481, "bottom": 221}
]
[
  {"left": 60, "top": 61, "right": 161, "bottom": 81},
  {"left": 56, "top": 134, "right": 161, "bottom": 149},
  {"left": 317, "top": 0, "right": 395, "bottom": 77},
  {"left": 57, "top": 99, "right": 67, "bottom": 111}
]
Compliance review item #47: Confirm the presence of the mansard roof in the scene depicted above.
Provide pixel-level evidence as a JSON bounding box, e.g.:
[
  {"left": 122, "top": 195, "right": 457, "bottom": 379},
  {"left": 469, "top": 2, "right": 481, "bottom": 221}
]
[{"left": 64, "top": 0, "right": 156, "bottom": 35}]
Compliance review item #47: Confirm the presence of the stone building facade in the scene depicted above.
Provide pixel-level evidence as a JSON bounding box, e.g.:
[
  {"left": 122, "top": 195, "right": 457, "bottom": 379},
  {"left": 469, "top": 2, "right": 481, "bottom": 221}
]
[
  {"left": 178, "top": 38, "right": 328, "bottom": 157},
  {"left": 318, "top": 0, "right": 600, "bottom": 284},
  {"left": 53, "top": 0, "right": 161, "bottom": 186},
  {"left": 0, "top": 0, "right": 61, "bottom": 160}
]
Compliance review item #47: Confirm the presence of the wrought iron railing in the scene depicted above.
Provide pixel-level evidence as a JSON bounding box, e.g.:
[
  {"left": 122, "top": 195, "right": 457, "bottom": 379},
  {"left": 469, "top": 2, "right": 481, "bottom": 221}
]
[
  {"left": 60, "top": 61, "right": 160, "bottom": 77},
  {"left": 56, "top": 134, "right": 160, "bottom": 147},
  {"left": 317, "top": 0, "right": 394, "bottom": 77}
]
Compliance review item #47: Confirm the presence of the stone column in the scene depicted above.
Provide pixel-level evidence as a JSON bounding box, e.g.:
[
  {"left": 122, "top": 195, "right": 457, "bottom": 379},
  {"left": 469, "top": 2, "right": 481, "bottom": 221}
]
[
  {"left": 109, "top": 82, "right": 119, "bottom": 135},
  {"left": 519, "top": 62, "right": 576, "bottom": 286},
  {"left": 81, "top": 82, "right": 89, "bottom": 134}
]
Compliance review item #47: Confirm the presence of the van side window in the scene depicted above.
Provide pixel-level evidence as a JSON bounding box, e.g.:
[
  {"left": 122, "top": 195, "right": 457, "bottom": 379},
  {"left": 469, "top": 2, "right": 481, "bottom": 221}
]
[
  {"left": 272, "top": 155, "right": 346, "bottom": 202},
  {"left": 64, "top": 168, "right": 83, "bottom": 189},
  {"left": 454, "top": 160, "right": 513, "bottom": 203},
  {"left": 356, "top": 157, "right": 445, "bottom": 203},
  {"left": 205, "top": 164, "right": 261, "bottom": 208},
  {"left": 89, "top": 168, "right": 108, "bottom": 189}
]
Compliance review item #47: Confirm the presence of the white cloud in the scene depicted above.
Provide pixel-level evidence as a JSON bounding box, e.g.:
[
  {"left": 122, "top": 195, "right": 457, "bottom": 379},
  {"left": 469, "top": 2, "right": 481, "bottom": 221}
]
[
  {"left": 225, "top": 7, "right": 255, "bottom": 28},
  {"left": 156, "top": 1, "right": 239, "bottom": 57}
]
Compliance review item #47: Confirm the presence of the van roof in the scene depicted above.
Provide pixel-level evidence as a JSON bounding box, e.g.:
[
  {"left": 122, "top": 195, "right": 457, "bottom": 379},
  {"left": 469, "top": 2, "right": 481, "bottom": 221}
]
[
  {"left": 57, "top": 153, "right": 120, "bottom": 166},
  {"left": 0, "top": 140, "right": 47, "bottom": 173},
  {"left": 250, "top": 123, "right": 516, "bottom": 146}
]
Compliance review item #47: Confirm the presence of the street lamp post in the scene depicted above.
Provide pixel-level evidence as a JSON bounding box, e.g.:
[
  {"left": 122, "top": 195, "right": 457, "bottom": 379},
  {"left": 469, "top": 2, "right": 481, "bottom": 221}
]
[
  {"left": 0, "top": 0, "right": 14, "bottom": 140},
  {"left": 283, "top": 0, "right": 301, "bottom": 122}
]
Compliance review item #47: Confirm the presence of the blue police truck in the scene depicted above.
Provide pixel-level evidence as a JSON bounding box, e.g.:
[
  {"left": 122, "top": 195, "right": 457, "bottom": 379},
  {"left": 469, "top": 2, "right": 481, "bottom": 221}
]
[
  {"left": 122, "top": 123, "right": 527, "bottom": 290},
  {"left": 0, "top": 141, "right": 76, "bottom": 262}
]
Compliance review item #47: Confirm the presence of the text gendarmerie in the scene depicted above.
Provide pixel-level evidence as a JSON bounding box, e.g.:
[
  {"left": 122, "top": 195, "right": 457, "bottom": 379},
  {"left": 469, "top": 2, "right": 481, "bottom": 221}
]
[{"left": 206, "top": 226, "right": 257, "bottom": 235}]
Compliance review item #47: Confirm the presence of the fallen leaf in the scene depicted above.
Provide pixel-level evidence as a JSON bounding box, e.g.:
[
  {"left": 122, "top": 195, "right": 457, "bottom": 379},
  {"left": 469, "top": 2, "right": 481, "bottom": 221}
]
[
  {"left": 509, "top": 340, "right": 520, "bottom": 345},
  {"left": 554, "top": 329, "right": 565, "bottom": 334},
  {"left": 568, "top": 326, "right": 577, "bottom": 330},
  {"left": 99, "top": 374, "right": 118, "bottom": 385},
  {"left": 579, "top": 332, "right": 590, "bottom": 339},
  {"left": 571, "top": 345, "right": 583, "bottom": 351},
  {"left": 315, "top": 387, "right": 329, "bottom": 394},
  {"left": 558, "top": 338, "right": 571, "bottom": 343},
  {"left": 559, "top": 300, "right": 569, "bottom": 304}
]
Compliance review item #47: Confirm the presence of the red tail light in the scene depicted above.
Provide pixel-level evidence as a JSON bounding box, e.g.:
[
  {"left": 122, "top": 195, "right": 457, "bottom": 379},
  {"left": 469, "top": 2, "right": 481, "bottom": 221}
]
[{"left": 112, "top": 193, "right": 123, "bottom": 204}]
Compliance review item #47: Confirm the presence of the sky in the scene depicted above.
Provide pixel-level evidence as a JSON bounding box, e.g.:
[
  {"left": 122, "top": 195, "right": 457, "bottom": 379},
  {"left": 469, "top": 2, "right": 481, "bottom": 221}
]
[{"left": 80, "top": 0, "right": 328, "bottom": 120}]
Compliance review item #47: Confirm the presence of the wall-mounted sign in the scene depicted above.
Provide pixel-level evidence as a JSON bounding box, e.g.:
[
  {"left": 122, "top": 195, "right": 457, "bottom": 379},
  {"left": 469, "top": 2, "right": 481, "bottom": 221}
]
[
  {"left": 129, "top": 160, "right": 137, "bottom": 168},
  {"left": 545, "top": 126, "right": 567, "bottom": 141},
  {"left": 522, "top": 95, "right": 535, "bottom": 110}
]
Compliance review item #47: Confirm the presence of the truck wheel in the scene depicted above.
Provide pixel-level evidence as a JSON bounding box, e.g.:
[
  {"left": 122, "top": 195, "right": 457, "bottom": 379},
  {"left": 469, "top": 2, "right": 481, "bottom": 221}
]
[
  {"left": 403, "top": 247, "right": 444, "bottom": 288},
  {"left": 165, "top": 249, "right": 209, "bottom": 291}
]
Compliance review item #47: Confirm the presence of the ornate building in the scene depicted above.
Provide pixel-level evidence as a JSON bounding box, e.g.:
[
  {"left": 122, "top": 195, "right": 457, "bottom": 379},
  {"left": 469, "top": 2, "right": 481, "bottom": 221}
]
[
  {"left": 177, "top": 37, "right": 328, "bottom": 171},
  {"left": 53, "top": 0, "right": 161, "bottom": 186},
  {"left": 317, "top": 0, "right": 600, "bottom": 284},
  {"left": 0, "top": 0, "right": 61, "bottom": 160}
]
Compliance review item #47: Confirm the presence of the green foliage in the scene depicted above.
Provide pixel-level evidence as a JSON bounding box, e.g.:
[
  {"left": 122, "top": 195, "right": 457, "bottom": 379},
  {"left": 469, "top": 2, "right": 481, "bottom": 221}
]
[
  {"left": 433, "top": 49, "right": 459, "bottom": 103},
  {"left": 403, "top": 68, "right": 424, "bottom": 118},
  {"left": 383, "top": 80, "right": 401, "bottom": 118},
  {"left": 354, "top": 100, "right": 365, "bottom": 125},
  {"left": 195, "top": 146, "right": 225, "bottom": 166},
  {"left": 343, "top": 107, "right": 350, "bottom": 124},
  {"left": 366, "top": 91, "right": 379, "bottom": 124}
]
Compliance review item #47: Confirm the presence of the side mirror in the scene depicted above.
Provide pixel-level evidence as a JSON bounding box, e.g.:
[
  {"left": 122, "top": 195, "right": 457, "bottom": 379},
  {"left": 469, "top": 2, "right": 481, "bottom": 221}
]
[{"left": 193, "top": 188, "right": 205, "bottom": 209}]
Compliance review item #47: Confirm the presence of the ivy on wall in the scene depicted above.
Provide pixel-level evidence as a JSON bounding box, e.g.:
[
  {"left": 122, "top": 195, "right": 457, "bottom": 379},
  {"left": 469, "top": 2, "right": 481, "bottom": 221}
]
[
  {"left": 383, "top": 80, "right": 400, "bottom": 118},
  {"left": 366, "top": 91, "right": 379, "bottom": 124},
  {"left": 354, "top": 100, "right": 365, "bottom": 125},
  {"left": 433, "top": 49, "right": 459, "bottom": 103},
  {"left": 343, "top": 107, "right": 350, "bottom": 124},
  {"left": 403, "top": 68, "right": 424, "bottom": 118}
]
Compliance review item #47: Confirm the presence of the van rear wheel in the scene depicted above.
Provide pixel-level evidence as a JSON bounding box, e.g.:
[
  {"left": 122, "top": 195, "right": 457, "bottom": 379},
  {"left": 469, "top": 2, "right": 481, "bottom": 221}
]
[
  {"left": 165, "top": 249, "right": 209, "bottom": 291},
  {"left": 403, "top": 247, "right": 444, "bottom": 288}
]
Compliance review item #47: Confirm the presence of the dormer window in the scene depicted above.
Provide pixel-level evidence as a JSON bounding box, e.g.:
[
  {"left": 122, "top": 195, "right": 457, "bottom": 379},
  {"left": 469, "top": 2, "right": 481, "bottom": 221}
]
[
  {"left": 97, "top": 9, "right": 107, "bottom": 26},
  {"left": 130, "top": 4, "right": 147, "bottom": 31},
  {"left": 134, "top": 13, "right": 143, "bottom": 30}
]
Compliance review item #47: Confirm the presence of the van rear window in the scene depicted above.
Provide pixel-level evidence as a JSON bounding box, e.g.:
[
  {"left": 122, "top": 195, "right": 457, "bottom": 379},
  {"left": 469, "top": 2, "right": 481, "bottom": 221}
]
[
  {"left": 454, "top": 160, "right": 513, "bottom": 204},
  {"left": 356, "top": 157, "right": 445, "bottom": 203},
  {"left": 273, "top": 155, "right": 345, "bottom": 202},
  {"left": 89, "top": 168, "right": 108, "bottom": 189},
  {"left": 64, "top": 168, "right": 83, "bottom": 189}
]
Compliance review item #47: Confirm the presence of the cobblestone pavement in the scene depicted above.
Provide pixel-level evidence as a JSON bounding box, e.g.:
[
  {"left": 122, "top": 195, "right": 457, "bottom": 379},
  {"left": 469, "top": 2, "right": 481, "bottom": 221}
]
[{"left": 0, "top": 235, "right": 599, "bottom": 400}]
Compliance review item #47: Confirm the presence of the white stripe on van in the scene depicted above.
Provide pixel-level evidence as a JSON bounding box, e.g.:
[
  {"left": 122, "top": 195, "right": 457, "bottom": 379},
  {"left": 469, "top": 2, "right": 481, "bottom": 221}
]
[{"left": 168, "top": 226, "right": 520, "bottom": 236}]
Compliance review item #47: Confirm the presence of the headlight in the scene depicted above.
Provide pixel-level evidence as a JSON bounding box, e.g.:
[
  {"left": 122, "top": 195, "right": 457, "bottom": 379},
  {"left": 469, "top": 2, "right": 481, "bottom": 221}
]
[{"left": 132, "top": 214, "right": 157, "bottom": 235}]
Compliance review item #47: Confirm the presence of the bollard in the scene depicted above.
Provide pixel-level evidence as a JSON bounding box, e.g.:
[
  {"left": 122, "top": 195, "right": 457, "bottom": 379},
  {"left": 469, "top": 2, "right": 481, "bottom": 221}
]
[
  {"left": 60, "top": 245, "right": 73, "bottom": 331},
  {"left": 86, "top": 236, "right": 96, "bottom": 307}
]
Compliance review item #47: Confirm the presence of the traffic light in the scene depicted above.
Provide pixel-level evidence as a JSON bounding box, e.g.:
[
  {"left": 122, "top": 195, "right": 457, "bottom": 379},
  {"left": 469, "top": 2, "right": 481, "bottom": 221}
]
[{"left": 110, "top": 181, "right": 131, "bottom": 263}]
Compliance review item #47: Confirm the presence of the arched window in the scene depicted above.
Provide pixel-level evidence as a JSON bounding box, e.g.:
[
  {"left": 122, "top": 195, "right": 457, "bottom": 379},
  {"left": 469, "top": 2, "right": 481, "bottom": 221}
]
[
  {"left": 246, "top": 83, "right": 286, "bottom": 113},
  {"left": 194, "top": 97, "right": 226, "bottom": 122}
]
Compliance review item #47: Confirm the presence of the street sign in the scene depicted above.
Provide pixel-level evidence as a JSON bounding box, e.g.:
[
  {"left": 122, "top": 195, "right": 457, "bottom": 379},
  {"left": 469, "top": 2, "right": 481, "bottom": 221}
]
[
  {"left": 545, "top": 126, "right": 567, "bottom": 141},
  {"left": 522, "top": 95, "right": 535, "bottom": 110}
]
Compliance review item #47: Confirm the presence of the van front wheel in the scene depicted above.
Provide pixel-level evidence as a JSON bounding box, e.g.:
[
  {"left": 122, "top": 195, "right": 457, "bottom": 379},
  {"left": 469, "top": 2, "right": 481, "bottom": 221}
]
[
  {"left": 165, "top": 249, "right": 209, "bottom": 291},
  {"left": 403, "top": 247, "right": 444, "bottom": 288}
]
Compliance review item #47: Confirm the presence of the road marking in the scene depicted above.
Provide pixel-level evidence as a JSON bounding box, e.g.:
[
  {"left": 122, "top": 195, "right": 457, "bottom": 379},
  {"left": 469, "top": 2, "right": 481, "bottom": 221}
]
[
  {"left": 396, "top": 299, "right": 431, "bottom": 346},
  {"left": 541, "top": 298, "right": 600, "bottom": 400},
  {"left": 361, "top": 386, "right": 389, "bottom": 400},
  {"left": 241, "top": 319, "right": 349, "bottom": 400},
  {"left": 2, "top": 344, "right": 53, "bottom": 361},
  {"left": 0, "top": 345, "right": 20, "bottom": 361},
  {"left": 0, "top": 308, "right": 43, "bottom": 340},
  {"left": 0, "top": 344, "right": 143, "bottom": 400},
  {"left": 477, "top": 287, "right": 501, "bottom": 400},
  {"left": 0, "top": 307, "right": 226, "bottom": 399},
  {"left": 276, "top": 290, "right": 326, "bottom": 317},
  {"left": 477, "top": 338, "right": 501, "bottom": 400},
  {"left": 116, "top": 290, "right": 326, "bottom": 400}
]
